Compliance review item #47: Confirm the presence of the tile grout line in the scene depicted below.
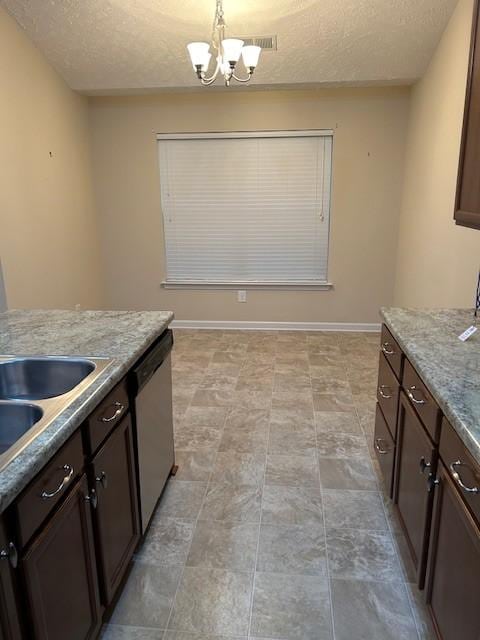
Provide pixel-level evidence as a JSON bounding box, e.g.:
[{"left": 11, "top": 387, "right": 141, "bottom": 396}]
[
  {"left": 246, "top": 347, "right": 274, "bottom": 639},
  {"left": 309, "top": 349, "right": 337, "bottom": 640}
]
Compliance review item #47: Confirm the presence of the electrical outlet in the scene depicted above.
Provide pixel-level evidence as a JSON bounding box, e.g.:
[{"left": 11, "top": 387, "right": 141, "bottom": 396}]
[
  {"left": 75, "top": 303, "right": 81, "bottom": 311},
  {"left": 237, "top": 290, "right": 247, "bottom": 303}
]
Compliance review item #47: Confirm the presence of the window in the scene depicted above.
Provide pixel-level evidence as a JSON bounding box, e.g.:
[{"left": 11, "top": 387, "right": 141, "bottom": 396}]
[{"left": 157, "top": 130, "right": 333, "bottom": 289}]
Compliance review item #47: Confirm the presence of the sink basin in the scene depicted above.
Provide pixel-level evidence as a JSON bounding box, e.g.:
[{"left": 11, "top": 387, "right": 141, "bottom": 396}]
[
  {"left": 0, "top": 357, "right": 96, "bottom": 400},
  {"left": 0, "top": 402, "right": 43, "bottom": 454}
]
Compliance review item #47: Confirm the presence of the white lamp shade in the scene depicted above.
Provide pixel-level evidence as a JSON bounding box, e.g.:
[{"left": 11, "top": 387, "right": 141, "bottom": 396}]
[
  {"left": 187, "top": 42, "right": 210, "bottom": 68},
  {"left": 221, "top": 38, "right": 244, "bottom": 63},
  {"left": 200, "top": 52, "right": 212, "bottom": 71},
  {"left": 241, "top": 45, "right": 261, "bottom": 69}
]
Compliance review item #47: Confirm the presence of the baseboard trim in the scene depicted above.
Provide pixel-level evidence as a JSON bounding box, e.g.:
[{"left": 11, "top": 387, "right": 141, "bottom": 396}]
[{"left": 170, "top": 320, "right": 381, "bottom": 332}]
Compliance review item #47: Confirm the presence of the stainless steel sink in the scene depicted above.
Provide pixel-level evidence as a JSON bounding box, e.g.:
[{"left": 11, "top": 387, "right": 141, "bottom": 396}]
[
  {"left": 0, "top": 355, "right": 113, "bottom": 471},
  {"left": 0, "top": 401, "right": 44, "bottom": 454},
  {"left": 0, "top": 357, "right": 96, "bottom": 400}
]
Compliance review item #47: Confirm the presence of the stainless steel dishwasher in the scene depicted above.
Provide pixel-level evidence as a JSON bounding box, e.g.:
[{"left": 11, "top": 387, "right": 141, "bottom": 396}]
[{"left": 130, "top": 329, "right": 174, "bottom": 533}]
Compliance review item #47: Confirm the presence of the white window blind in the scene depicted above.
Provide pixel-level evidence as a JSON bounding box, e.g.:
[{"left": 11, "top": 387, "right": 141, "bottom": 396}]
[{"left": 158, "top": 131, "right": 333, "bottom": 287}]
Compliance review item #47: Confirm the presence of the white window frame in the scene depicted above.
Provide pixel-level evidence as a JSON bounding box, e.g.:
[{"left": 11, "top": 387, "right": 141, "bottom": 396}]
[{"left": 157, "top": 129, "right": 334, "bottom": 291}]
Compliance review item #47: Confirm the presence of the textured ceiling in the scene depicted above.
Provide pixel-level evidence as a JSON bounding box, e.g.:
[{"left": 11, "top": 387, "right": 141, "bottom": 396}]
[{"left": 1, "top": 0, "right": 458, "bottom": 93}]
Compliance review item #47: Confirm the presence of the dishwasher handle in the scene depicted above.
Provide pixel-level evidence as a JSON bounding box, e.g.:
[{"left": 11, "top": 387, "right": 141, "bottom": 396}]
[{"left": 131, "top": 329, "right": 173, "bottom": 393}]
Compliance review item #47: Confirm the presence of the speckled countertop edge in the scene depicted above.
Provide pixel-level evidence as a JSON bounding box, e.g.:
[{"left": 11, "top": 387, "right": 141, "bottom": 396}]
[
  {"left": 381, "top": 307, "right": 480, "bottom": 465},
  {"left": 0, "top": 310, "right": 174, "bottom": 512}
]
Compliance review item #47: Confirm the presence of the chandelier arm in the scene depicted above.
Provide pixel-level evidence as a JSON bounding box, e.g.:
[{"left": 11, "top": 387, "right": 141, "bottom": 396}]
[
  {"left": 200, "top": 74, "right": 219, "bottom": 86},
  {"left": 231, "top": 72, "right": 253, "bottom": 83},
  {"left": 201, "top": 57, "right": 221, "bottom": 84}
]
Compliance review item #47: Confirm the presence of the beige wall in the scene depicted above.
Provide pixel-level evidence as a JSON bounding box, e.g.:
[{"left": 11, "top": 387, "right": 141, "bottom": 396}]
[
  {"left": 90, "top": 87, "right": 410, "bottom": 323},
  {"left": 0, "top": 7, "right": 104, "bottom": 310},
  {"left": 394, "top": 0, "right": 480, "bottom": 308}
]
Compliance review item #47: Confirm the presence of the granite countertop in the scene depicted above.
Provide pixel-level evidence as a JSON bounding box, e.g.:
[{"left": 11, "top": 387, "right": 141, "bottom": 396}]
[
  {"left": 0, "top": 309, "right": 174, "bottom": 512},
  {"left": 381, "top": 307, "right": 480, "bottom": 465}
]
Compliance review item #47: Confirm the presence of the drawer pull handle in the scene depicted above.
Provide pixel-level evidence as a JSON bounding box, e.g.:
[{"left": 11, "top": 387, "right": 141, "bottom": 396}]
[
  {"left": 450, "top": 460, "right": 479, "bottom": 494},
  {"left": 375, "top": 438, "right": 390, "bottom": 455},
  {"left": 0, "top": 542, "right": 18, "bottom": 569},
  {"left": 419, "top": 457, "right": 431, "bottom": 474},
  {"left": 382, "top": 342, "right": 395, "bottom": 356},
  {"left": 378, "top": 385, "right": 393, "bottom": 399},
  {"left": 96, "top": 471, "right": 108, "bottom": 490},
  {"left": 100, "top": 402, "right": 124, "bottom": 423},
  {"left": 407, "top": 386, "right": 426, "bottom": 405},
  {"left": 41, "top": 464, "right": 74, "bottom": 500}
]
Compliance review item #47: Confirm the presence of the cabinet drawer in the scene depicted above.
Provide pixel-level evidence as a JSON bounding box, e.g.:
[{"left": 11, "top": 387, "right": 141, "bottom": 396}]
[
  {"left": 85, "top": 379, "right": 129, "bottom": 455},
  {"left": 380, "top": 324, "right": 403, "bottom": 380},
  {"left": 377, "top": 353, "right": 400, "bottom": 439},
  {"left": 440, "top": 416, "right": 480, "bottom": 526},
  {"left": 14, "top": 429, "right": 84, "bottom": 549},
  {"left": 403, "top": 360, "right": 441, "bottom": 443},
  {"left": 374, "top": 404, "right": 395, "bottom": 497}
]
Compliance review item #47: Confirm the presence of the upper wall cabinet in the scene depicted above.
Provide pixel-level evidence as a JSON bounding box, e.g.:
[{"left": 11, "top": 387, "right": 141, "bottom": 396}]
[{"left": 455, "top": 0, "right": 480, "bottom": 229}]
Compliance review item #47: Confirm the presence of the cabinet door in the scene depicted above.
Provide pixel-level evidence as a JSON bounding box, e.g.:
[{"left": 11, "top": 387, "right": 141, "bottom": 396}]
[
  {"left": 0, "top": 520, "right": 22, "bottom": 640},
  {"left": 91, "top": 414, "right": 140, "bottom": 605},
  {"left": 455, "top": 0, "right": 480, "bottom": 229},
  {"left": 394, "top": 392, "right": 436, "bottom": 588},
  {"left": 22, "top": 475, "right": 101, "bottom": 640},
  {"left": 426, "top": 462, "right": 480, "bottom": 640}
]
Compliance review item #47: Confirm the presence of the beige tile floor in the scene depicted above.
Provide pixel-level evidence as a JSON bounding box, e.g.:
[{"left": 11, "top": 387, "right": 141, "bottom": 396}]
[{"left": 102, "top": 329, "right": 437, "bottom": 640}]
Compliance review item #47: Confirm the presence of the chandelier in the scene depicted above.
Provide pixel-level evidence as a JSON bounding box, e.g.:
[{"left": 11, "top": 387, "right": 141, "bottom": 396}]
[{"left": 187, "top": 0, "right": 262, "bottom": 87}]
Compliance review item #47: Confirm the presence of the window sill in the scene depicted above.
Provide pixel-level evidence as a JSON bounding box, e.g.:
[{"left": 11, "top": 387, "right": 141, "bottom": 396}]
[{"left": 161, "top": 281, "right": 334, "bottom": 291}]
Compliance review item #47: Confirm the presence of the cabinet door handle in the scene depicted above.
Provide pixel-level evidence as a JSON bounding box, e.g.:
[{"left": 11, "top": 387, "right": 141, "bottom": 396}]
[
  {"left": 0, "top": 542, "right": 18, "bottom": 569},
  {"left": 450, "top": 460, "right": 479, "bottom": 494},
  {"left": 381, "top": 342, "right": 395, "bottom": 356},
  {"left": 374, "top": 438, "right": 390, "bottom": 455},
  {"left": 41, "top": 464, "right": 74, "bottom": 500},
  {"left": 85, "top": 488, "right": 98, "bottom": 509},
  {"left": 407, "top": 385, "right": 426, "bottom": 405},
  {"left": 100, "top": 402, "right": 124, "bottom": 423},
  {"left": 378, "top": 385, "right": 393, "bottom": 399},
  {"left": 419, "top": 457, "right": 431, "bottom": 474},
  {"left": 95, "top": 471, "right": 108, "bottom": 490}
]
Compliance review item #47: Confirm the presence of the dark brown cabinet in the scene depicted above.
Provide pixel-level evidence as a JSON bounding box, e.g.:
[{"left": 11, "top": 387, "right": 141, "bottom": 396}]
[
  {"left": 90, "top": 415, "right": 140, "bottom": 605},
  {"left": 393, "top": 392, "right": 436, "bottom": 588},
  {"left": 455, "top": 0, "right": 480, "bottom": 229},
  {"left": 22, "top": 475, "right": 102, "bottom": 640},
  {"left": 426, "top": 462, "right": 480, "bottom": 640},
  {"left": 374, "top": 325, "right": 404, "bottom": 498},
  {"left": 0, "top": 332, "right": 175, "bottom": 639},
  {"left": 0, "top": 521, "right": 22, "bottom": 640}
]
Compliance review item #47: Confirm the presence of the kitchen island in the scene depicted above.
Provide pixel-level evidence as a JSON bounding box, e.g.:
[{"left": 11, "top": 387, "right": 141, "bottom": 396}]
[
  {"left": 0, "top": 308, "right": 174, "bottom": 640},
  {"left": 0, "top": 309, "right": 173, "bottom": 511},
  {"left": 376, "top": 307, "right": 480, "bottom": 640}
]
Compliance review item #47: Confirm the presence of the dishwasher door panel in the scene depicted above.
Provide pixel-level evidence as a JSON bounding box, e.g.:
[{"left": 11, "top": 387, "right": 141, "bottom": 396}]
[{"left": 135, "top": 353, "right": 174, "bottom": 532}]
